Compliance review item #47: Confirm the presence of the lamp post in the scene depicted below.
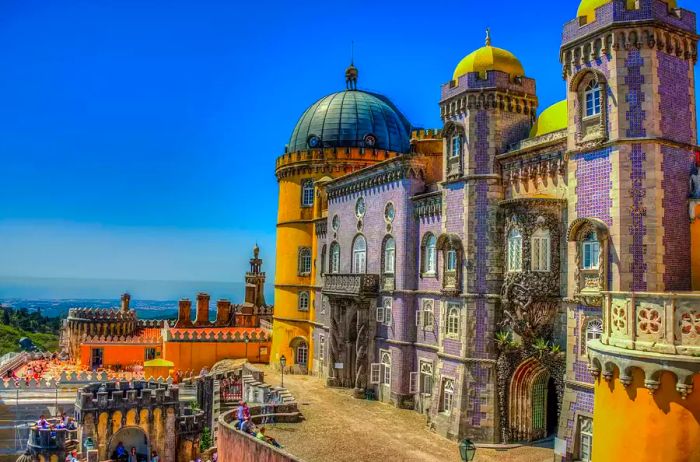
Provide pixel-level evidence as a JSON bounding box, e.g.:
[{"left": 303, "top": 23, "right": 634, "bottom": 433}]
[
  {"left": 459, "top": 439, "right": 477, "bottom": 462},
  {"left": 280, "top": 355, "right": 287, "bottom": 388},
  {"left": 244, "top": 336, "right": 249, "bottom": 360}
]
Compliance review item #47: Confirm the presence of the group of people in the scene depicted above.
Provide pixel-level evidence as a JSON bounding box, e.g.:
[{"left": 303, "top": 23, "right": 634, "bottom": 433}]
[
  {"left": 235, "top": 401, "right": 282, "bottom": 448},
  {"left": 112, "top": 441, "right": 159, "bottom": 462},
  {"left": 36, "top": 413, "right": 78, "bottom": 432},
  {"left": 7, "top": 357, "right": 57, "bottom": 384}
]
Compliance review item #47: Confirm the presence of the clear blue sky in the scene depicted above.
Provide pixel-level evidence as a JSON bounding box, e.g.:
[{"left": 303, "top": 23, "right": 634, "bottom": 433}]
[{"left": 0, "top": 1, "right": 697, "bottom": 284}]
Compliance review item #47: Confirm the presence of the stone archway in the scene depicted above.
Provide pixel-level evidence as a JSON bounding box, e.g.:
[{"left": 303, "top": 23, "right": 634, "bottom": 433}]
[
  {"left": 108, "top": 425, "right": 149, "bottom": 461},
  {"left": 508, "top": 357, "right": 551, "bottom": 442}
]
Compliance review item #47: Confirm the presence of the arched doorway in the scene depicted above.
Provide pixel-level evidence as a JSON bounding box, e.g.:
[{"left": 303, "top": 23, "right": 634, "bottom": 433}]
[
  {"left": 509, "top": 357, "right": 555, "bottom": 442},
  {"left": 108, "top": 426, "right": 149, "bottom": 461},
  {"left": 289, "top": 336, "right": 308, "bottom": 373}
]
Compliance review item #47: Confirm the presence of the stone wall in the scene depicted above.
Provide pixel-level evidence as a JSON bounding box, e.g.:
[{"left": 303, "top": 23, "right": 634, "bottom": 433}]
[{"left": 217, "top": 410, "right": 302, "bottom": 462}]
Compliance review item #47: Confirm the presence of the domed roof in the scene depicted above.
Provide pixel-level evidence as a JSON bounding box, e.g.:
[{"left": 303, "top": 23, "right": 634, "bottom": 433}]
[
  {"left": 530, "top": 100, "right": 568, "bottom": 138},
  {"left": 453, "top": 29, "right": 524, "bottom": 80},
  {"left": 288, "top": 89, "right": 411, "bottom": 154},
  {"left": 577, "top": 0, "right": 677, "bottom": 22}
]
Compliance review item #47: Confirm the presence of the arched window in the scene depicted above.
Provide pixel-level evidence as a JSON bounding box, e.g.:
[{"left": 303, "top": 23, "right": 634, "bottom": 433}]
[
  {"left": 301, "top": 179, "right": 314, "bottom": 207},
  {"left": 296, "top": 341, "right": 308, "bottom": 365},
  {"left": 507, "top": 229, "right": 523, "bottom": 272},
  {"left": 451, "top": 135, "right": 461, "bottom": 158},
  {"left": 320, "top": 245, "right": 327, "bottom": 276},
  {"left": 584, "top": 80, "right": 601, "bottom": 117},
  {"left": 531, "top": 229, "right": 551, "bottom": 272},
  {"left": 298, "top": 291, "right": 309, "bottom": 311},
  {"left": 383, "top": 237, "right": 395, "bottom": 274},
  {"left": 381, "top": 351, "right": 391, "bottom": 386},
  {"left": 423, "top": 233, "right": 437, "bottom": 274},
  {"left": 582, "top": 318, "right": 603, "bottom": 354},
  {"left": 329, "top": 242, "right": 340, "bottom": 274},
  {"left": 298, "top": 248, "right": 312, "bottom": 275},
  {"left": 582, "top": 232, "right": 600, "bottom": 269},
  {"left": 447, "top": 304, "right": 460, "bottom": 335},
  {"left": 441, "top": 378, "right": 454, "bottom": 414},
  {"left": 352, "top": 235, "right": 367, "bottom": 273},
  {"left": 446, "top": 249, "right": 458, "bottom": 272}
]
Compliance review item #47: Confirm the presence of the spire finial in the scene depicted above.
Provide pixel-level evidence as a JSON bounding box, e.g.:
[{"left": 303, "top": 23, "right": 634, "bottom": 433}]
[
  {"left": 345, "top": 41, "right": 358, "bottom": 90},
  {"left": 485, "top": 28, "right": 491, "bottom": 47}
]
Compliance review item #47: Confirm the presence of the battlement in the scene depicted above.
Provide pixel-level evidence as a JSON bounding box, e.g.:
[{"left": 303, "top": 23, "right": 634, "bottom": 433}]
[
  {"left": 137, "top": 319, "right": 167, "bottom": 328},
  {"left": 81, "top": 330, "right": 162, "bottom": 345},
  {"left": 275, "top": 147, "right": 401, "bottom": 178},
  {"left": 76, "top": 380, "right": 179, "bottom": 412},
  {"left": 67, "top": 307, "right": 137, "bottom": 322},
  {"left": 27, "top": 424, "right": 77, "bottom": 451},
  {"left": 411, "top": 128, "right": 443, "bottom": 140},
  {"left": 440, "top": 70, "right": 537, "bottom": 103},
  {"left": 178, "top": 407, "right": 206, "bottom": 436},
  {"left": 163, "top": 328, "right": 271, "bottom": 342}
]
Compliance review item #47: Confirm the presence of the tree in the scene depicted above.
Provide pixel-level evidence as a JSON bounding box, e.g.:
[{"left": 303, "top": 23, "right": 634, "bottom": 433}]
[{"left": 200, "top": 426, "right": 212, "bottom": 452}]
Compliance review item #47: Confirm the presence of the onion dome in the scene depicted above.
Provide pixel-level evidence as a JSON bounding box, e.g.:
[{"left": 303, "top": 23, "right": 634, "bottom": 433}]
[
  {"left": 530, "top": 100, "right": 568, "bottom": 138},
  {"left": 453, "top": 29, "right": 525, "bottom": 80},
  {"left": 577, "top": 0, "right": 677, "bottom": 22},
  {"left": 288, "top": 86, "right": 411, "bottom": 154}
]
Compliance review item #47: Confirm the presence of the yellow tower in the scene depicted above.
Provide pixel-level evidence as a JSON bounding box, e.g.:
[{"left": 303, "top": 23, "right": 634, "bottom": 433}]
[{"left": 271, "top": 65, "right": 412, "bottom": 370}]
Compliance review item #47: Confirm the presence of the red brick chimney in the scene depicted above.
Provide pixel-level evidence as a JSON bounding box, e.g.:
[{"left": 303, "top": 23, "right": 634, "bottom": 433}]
[
  {"left": 194, "top": 293, "right": 211, "bottom": 327},
  {"left": 215, "top": 300, "right": 232, "bottom": 327},
  {"left": 175, "top": 299, "right": 192, "bottom": 328}
]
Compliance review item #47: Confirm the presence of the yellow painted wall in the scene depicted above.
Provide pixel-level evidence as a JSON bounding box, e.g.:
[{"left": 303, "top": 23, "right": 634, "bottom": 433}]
[
  {"left": 691, "top": 204, "right": 700, "bottom": 290},
  {"left": 592, "top": 368, "right": 700, "bottom": 462},
  {"left": 162, "top": 340, "right": 270, "bottom": 372}
]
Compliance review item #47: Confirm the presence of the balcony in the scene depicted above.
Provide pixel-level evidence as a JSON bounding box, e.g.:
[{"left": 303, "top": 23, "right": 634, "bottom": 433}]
[
  {"left": 322, "top": 274, "right": 379, "bottom": 298},
  {"left": 601, "top": 291, "right": 700, "bottom": 357}
]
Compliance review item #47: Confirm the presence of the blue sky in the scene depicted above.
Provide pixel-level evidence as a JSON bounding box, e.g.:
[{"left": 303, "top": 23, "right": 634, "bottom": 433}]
[{"left": 0, "top": 0, "right": 697, "bottom": 285}]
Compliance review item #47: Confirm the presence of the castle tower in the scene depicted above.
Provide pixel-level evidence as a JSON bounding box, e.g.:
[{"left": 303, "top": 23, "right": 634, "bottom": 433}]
[
  {"left": 245, "top": 244, "right": 266, "bottom": 307},
  {"left": 271, "top": 64, "right": 412, "bottom": 369},
  {"left": 557, "top": 1, "right": 698, "bottom": 460},
  {"left": 434, "top": 31, "right": 538, "bottom": 441}
]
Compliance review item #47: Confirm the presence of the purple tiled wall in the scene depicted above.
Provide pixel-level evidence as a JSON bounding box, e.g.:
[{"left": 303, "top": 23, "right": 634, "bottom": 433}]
[
  {"left": 629, "top": 144, "right": 647, "bottom": 291},
  {"left": 625, "top": 50, "right": 646, "bottom": 138},
  {"left": 573, "top": 148, "right": 613, "bottom": 226},
  {"left": 658, "top": 52, "right": 694, "bottom": 145}
]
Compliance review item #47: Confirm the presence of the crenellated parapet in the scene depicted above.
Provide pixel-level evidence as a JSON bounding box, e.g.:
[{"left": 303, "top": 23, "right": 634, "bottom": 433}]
[
  {"left": 275, "top": 147, "right": 401, "bottom": 180},
  {"left": 76, "top": 380, "right": 179, "bottom": 413},
  {"left": 67, "top": 307, "right": 137, "bottom": 322},
  {"left": 163, "top": 328, "right": 271, "bottom": 342}
]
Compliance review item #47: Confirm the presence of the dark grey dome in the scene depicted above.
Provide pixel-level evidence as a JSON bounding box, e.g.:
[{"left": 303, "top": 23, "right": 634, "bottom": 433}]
[{"left": 287, "top": 90, "right": 411, "bottom": 153}]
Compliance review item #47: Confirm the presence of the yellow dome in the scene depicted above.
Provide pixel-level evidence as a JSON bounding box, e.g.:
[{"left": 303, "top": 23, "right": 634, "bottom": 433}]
[
  {"left": 530, "top": 100, "right": 568, "bottom": 138},
  {"left": 453, "top": 30, "right": 524, "bottom": 80},
  {"left": 577, "top": 0, "right": 677, "bottom": 22}
]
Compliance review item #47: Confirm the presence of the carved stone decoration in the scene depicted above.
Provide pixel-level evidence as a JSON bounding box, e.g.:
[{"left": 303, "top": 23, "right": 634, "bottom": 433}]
[
  {"left": 567, "top": 217, "right": 610, "bottom": 307},
  {"left": 354, "top": 311, "right": 368, "bottom": 392}
]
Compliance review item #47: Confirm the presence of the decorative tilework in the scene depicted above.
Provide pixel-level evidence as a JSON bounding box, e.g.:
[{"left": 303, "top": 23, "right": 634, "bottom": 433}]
[
  {"left": 573, "top": 148, "right": 613, "bottom": 226},
  {"left": 658, "top": 52, "right": 693, "bottom": 145},
  {"left": 629, "top": 144, "right": 647, "bottom": 291},
  {"left": 625, "top": 50, "right": 646, "bottom": 138}
]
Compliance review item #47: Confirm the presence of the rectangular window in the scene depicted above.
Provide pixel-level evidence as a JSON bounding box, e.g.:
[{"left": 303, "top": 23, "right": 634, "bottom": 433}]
[
  {"left": 409, "top": 372, "right": 419, "bottom": 394},
  {"left": 301, "top": 179, "right": 314, "bottom": 207},
  {"left": 582, "top": 241, "right": 600, "bottom": 270},
  {"left": 376, "top": 305, "right": 385, "bottom": 322},
  {"left": 579, "top": 416, "right": 593, "bottom": 461},
  {"left": 298, "top": 291, "right": 310, "bottom": 311},
  {"left": 145, "top": 348, "right": 157, "bottom": 361},
  {"left": 446, "top": 303, "right": 460, "bottom": 336},
  {"left": 418, "top": 300, "right": 435, "bottom": 330},
  {"left": 441, "top": 378, "right": 454, "bottom": 414},
  {"left": 419, "top": 360, "right": 433, "bottom": 395},
  {"left": 383, "top": 298, "right": 392, "bottom": 325},
  {"left": 370, "top": 363, "right": 381, "bottom": 384},
  {"left": 446, "top": 250, "right": 458, "bottom": 272},
  {"left": 451, "top": 135, "right": 461, "bottom": 158},
  {"left": 319, "top": 336, "right": 325, "bottom": 361},
  {"left": 531, "top": 234, "right": 551, "bottom": 272}
]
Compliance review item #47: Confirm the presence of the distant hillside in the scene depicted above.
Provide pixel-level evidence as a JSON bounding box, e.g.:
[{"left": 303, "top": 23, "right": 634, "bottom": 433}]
[
  {"left": 0, "top": 306, "right": 60, "bottom": 355},
  {"left": 0, "top": 324, "right": 59, "bottom": 356}
]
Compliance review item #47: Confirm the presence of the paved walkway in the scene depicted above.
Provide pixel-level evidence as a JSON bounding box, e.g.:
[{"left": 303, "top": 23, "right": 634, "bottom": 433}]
[{"left": 257, "top": 366, "right": 554, "bottom": 462}]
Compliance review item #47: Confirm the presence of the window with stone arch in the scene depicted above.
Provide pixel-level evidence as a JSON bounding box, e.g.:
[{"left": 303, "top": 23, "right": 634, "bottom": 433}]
[
  {"left": 507, "top": 228, "right": 523, "bottom": 272},
  {"left": 440, "top": 378, "right": 455, "bottom": 414},
  {"left": 584, "top": 80, "right": 601, "bottom": 118},
  {"left": 422, "top": 233, "right": 437, "bottom": 275},
  {"left": 531, "top": 228, "right": 551, "bottom": 272},
  {"left": 419, "top": 360, "right": 434, "bottom": 395},
  {"left": 296, "top": 340, "right": 308, "bottom": 366},
  {"left": 298, "top": 247, "right": 312, "bottom": 275},
  {"left": 446, "top": 304, "right": 460, "bottom": 336},
  {"left": 581, "top": 317, "right": 603, "bottom": 355},
  {"left": 381, "top": 350, "right": 391, "bottom": 386},
  {"left": 352, "top": 235, "right": 367, "bottom": 274},
  {"left": 383, "top": 236, "right": 395, "bottom": 274},
  {"left": 329, "top": 242, "right": 340, "bottom": 274},
  {"left": 582, "top": 232, "right": 600, "bottom": 270},
  {"left": 298, "top": 291, "right": 310, "bottom": 312},
  {"left": 301, "top": 179, "right": 314, "bottom": 207}
]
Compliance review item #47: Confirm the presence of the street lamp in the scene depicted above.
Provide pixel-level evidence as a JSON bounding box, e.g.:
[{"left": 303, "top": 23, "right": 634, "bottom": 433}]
[
  {"left": 459, "top": 439, "right": 477, "bottom": 462},
  {"left": 280, "top": 355, "right": 287, "bottom": 388}
]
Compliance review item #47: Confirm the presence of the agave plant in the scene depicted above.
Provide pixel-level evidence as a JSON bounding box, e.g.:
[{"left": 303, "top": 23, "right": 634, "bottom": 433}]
[
  {"left": 495, "top": 331, "right": 512, "bottom": 351},
  {"left": 550, "top": 344, "right": 562, "bottom": 355},
  {"left": 533, "top": 337, "right": 549, "bottom": 357}
]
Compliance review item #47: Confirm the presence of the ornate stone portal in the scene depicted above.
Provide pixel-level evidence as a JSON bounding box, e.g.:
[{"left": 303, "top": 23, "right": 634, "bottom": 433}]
[{"left": 323, "top": 274, "right": 378, "bottom": 397}]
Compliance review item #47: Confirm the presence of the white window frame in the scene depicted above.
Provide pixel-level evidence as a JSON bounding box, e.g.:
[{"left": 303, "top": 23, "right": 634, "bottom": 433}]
[
  {"left": 352, "top": 235, "right": 367, "bottom": 274},
  {"left": 296, "top": 341, "right": 308, "bottom": 365},
  {"left": 446, "top": 249, "right": 458, "bottom": 272},
  {"left": 409, "top": 372, "right": 419, "bottom": 394},
  {"left": 531, "top": 228, "right": 551, "bottom": 272},
  {"left": 441, "top": 378, "right": 455, "bottom": 414},
  {"left": 446, "top": 304, "right": 460, "bottom": 336},
  {"left": 582, "top": 233, "right": 600, "bottom": 270},
  {"left": 582, "top": 318, "right": 603, "bottom": 355},
  {"left": 450, "top": 135, "right": 461, "bottom": 158},
  {"left": 383, "top": 297, "right": 392, "bottom": 325},
  {"left": 298, "top": 247, "right": 312, "bottom": 275},
  {"left": 419, "top": 360, "right": 434, "bottom": 395},
  {"left": 383, "top": 237, "right": 396, "bottom": 274},
  {"left": 380, "top": 350, "right": 391, "bottom": 386},
  {"left": 330, "top": 242, "right": 340, "bottom": 274},
  {"left": 507, "top": 228, "right": 523, "bottom": 272},
  {"left": 301, "top": 179, "right": 314, "bottom": 207},
  {"left": 370, "top": 363, "right": 381, "bottom": 384},
  {"left": 424, "top": 234, "right": 437, "bottom": 274},
  {"left": 579, "top": 416, "right": 593, "bottom": 462},
  {"left": 298, "top": 291, "right": 310, "bottom": 312},
  {"left": 376, "top": 304, "right": 385, "bottom": 323},
  {"left": 584, "top": 80, "right": 601, "bottom": 118},
  {"left": 416, "top": 299, "right": 435, "bottom": 331}
]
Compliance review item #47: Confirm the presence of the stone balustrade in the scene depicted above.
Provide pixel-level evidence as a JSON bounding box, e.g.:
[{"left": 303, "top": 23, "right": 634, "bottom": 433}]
[
  {"left": 601, "top": 291, "right": 700, "bottom": 356},
  {"left": 322, "top": 274, "right": 379, "bottom": 298}
]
